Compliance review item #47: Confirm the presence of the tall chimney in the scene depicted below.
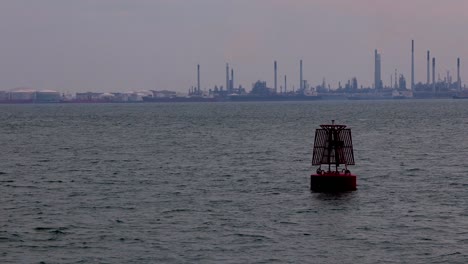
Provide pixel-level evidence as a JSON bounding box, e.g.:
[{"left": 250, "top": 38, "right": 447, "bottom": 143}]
[
  {"left": 427, "top": 51, "right": 430, "bottom": 84},
  {"left": 432, "top": 57, "right": 436, "bottom": 93},
  {"left": 374, "top": 49, "right": 381, "bottom": 90},
  {"left": 458, "top": 58, "right": 461, "bottom": 91},
  {"left": 231, "top": 68, "right": 234, "bottom": 91},
  {"left": 411, "top": 40, "right": 414, "bottom": 91},
  {"left": 226, "top": 63, "right": 229, "bottom": 93},
  {"left": 284, "top": 75, "right": 287, "bottom": 94},
  {"left": 274, "top": 61, "right": 277, "bottom": 94},
  {"left": 300, "top": 60, "right": 303, "bottom": 91},
  {"left": 197, "top": 64, "right": 200, "bottom": 93}
]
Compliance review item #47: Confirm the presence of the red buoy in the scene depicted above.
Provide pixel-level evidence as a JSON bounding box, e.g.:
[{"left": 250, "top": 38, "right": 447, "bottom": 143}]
[{"left": 310, "top": 120, "right": 357, "bottom": 192}]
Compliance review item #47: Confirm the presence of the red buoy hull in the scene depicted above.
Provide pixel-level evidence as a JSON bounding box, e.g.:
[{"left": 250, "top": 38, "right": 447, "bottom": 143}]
[{"left": 310, "top": 173, "right": 357, "bottom": 192}]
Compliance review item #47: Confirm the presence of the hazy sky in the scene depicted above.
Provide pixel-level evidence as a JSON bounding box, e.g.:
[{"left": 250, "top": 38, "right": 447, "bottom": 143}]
[{"left": 1, "top": 0, "right": 468, "bottom": 93}]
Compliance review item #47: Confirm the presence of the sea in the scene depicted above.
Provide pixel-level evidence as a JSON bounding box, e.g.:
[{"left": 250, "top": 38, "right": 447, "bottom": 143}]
[{"left": 1, "top": 100, "right": 467, "bottom": 264}]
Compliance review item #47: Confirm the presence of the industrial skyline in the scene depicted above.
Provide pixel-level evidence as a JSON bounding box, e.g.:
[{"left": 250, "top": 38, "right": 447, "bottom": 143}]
[
  {"left": 194, "top": 39, "right": 464, "bottom": 94},
  {"left": 1, "top": 1, "right": 468, "bottom": 92}
]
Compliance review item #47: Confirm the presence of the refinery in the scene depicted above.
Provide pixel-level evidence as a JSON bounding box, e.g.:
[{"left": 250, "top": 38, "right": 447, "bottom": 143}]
[{"left": 1, "top": 40, "right": 467, "bottom": 104}]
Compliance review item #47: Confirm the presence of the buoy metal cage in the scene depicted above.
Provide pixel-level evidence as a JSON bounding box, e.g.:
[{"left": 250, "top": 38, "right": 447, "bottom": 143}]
[{"left": 311, "top": 120, "right": 357, "bottom": 192}]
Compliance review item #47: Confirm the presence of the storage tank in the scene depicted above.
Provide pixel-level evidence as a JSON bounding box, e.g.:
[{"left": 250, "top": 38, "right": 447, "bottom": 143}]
[
  {"left": 36, "top": 90, "right": 61, "bottom": 102},
  {"left": 98, "top": 93, "right": 115, "bottom": 101},
  {"left": 10, "top": 88, "right": 36, "bottom": 102}
]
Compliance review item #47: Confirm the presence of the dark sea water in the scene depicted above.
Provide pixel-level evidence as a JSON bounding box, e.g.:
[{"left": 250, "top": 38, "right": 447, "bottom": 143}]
[{"left": 1, "top": 100, "right": 467, "bottom": 263}]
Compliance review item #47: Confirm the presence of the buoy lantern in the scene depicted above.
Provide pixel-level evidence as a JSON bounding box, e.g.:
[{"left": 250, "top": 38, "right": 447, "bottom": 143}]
[{"left": 310, "top": 120, "right": 357, "bottom": 192}]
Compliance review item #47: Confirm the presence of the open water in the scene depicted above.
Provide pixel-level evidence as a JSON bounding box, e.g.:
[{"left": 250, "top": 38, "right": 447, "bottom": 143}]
[{"left": 1, "top": 100, "right": 467, "bottom": 263}]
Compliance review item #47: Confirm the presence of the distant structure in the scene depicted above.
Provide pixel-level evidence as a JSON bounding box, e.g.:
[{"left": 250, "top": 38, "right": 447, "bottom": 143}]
[
  {"left": 2, "top": 88, "right": 61, "bottom": 103},
  {"left": 300, "top": 60, "right": 303, "bottom": 91},
  {"left": 411, "top": 40, "right": 415, "bottom": 91},
  {"left": 251, "top": 80, "right": 273, "bottom": 96},
  {"left": 226, "top": 63, "right": 230, "bottom": 93},
  {"left": 284, "top": 75, "right": 287, "bottom": 94},
  {"left": 274, "top": 61, "right": 278, "bottom": 94},
  {"left": 197, "top": 64, "right": 201, "bottom": 93},
  {"left": 231, "top": 69, "right": 234, "bottom": 92},
  {"left": 432, "top": 57, "right": 436, "bottom": 93},
  {"left": 201, "top": 43, "right": 463, "bottom": 100},
  {"left": 457, "top": 58, "right": 461, "bottom": 91},
  {"left": 427, "top": 51, "right": 430, "bottom": 85},
  {"left": 374, "top": 50, "right": 382, "bottom": 90},
  {"left": 399, "top": 74, "right": 407, "bottom": 90},
  {"left": 351, "top": 77, "right": 358, "bottom": 91}
]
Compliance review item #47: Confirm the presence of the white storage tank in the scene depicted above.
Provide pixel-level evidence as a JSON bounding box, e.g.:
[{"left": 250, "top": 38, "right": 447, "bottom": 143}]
[
  {"left": 98, "top": 93, "right": 115, "bottom": 101},
  {"left": 10, "top": 88, "right": 36, "bottom": 101},
  {"left": 36, "top": 90, "right": 61, "bottom": 102}
]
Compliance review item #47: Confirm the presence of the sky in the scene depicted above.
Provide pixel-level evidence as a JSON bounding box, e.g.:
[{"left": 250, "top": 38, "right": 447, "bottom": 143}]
[{"left": 1, "top": 0, "right": 468, "bottom": 93}]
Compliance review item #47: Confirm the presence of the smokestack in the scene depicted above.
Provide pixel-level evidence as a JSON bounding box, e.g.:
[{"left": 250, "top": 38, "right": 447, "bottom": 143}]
[
  {"left": 427, "top": 51, "right": 430, "bottom": 84},
  {"left": 374, "top": 49, "right": 381, "bottom": 90},
  {"left": 231, "top": 68, "right": 234, "bottom": 91},
  {"left": 284, "top": 75, "right": 287, "bottom": 94},
  {"left": 432, "top": 57, "right": 436, "bottom": 93},
  {"left": 197, "top": 64, "right": 200, "bottom": 93},
  {"left": 274, "top": 61, "right": 277, "bottom": 94},
  {"left": 411, "top": 40, "right": 414, "bottom": 91},
  {"left": 226, "top": 63, "right": 229, "bottom": 93},
  {"left": 300, "top": 60, "right": 303, "bottom": 91},
  {"left": 458, "top": 58, "right": 461, "bottom": 91}
]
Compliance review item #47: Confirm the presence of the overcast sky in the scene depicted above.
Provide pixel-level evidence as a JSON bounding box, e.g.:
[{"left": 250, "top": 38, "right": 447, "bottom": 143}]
[{"left": 1, "top": 0, "right": 468, "bottom": 93}]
